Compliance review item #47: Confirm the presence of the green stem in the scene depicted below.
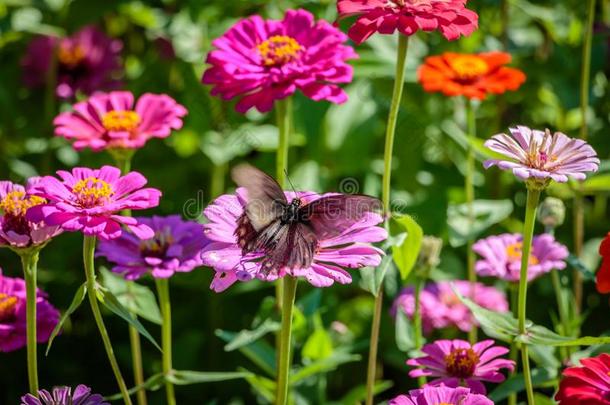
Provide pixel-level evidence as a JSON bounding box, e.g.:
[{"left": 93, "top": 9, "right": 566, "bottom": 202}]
[
  {"left": 366, "top": 34, "right": 409, "bottom": 405},
  {"left": 413, "top": 276, "right": 426, "bottom": 387},
  {"left": 508, "top": 285, "right": 518, "bottom": 405},
  {"left": 465, "top": 99, "right": 478, "bottom": 344},
  {"left": 276, "top": 276, "right": 298, "bottom": 405},
  {"left": 518, "top": 188, "right": 541, "bottom": 405},
  {"left": 21, "top": 251, "right": 40, "bottom": 395},
  {"left": 210, "top": 162, "right": 228, "bottom": 199},
  {"left": 156, "top": 279, "right": 176, "bottom": 405},
  {"left": 550, "top": 269, "right": 570, "bottom": 361},
  {"left": 83, "top": 236, "right": 133, "bottom": 405}
]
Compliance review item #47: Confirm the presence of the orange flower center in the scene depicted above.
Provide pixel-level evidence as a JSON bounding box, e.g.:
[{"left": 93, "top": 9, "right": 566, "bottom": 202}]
[
  {"left": 0, "top": 191, "right": 45, "bottom": 218},
  {"left": 102, "top": 110, "right": 141, "bottom": 133},
  {"left": 449, "top": 55, "right": 490, "bottom": 80},
  {"left": 140, "top": 229, "right": 174, "bottom": 257},
  {"left": 445, "top": 348, "right": 479, "bottom": 378},
  {"left": 257, "top": 35, "right": 302, "bottom": 66},
  {"left": 0, "top": 293, "right": 18, "bottom": 322},
  {"left": 506, "top": 242, "right": 539, "bottom": 265},
  {"left": 440, "top": 292, "right": 461, "bottom": 306},
  {"left": 57, "top": 44, "right": 85, "bottom": 67},
  {"left": 72, "top": 177, "right": 114, "bottom": 208}
]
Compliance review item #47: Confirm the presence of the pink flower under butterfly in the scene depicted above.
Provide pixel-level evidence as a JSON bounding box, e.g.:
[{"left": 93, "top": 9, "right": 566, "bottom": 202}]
[{"left": 390, "top": 385, "right": 493, "bottom": 405}]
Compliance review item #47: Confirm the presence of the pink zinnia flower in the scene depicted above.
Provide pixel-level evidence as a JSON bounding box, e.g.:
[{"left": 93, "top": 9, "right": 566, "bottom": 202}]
[
  {"left": 556, "top": 353, "right": 610, "bottom": 405},
  {"left": 337, "top": 0, "right": 478, "bottom": 44},
  {"left": 390, "top": 385, "right": 493, "bottom": 405},
  {"left": 53, "top": 91, "right": 187, "bottom": 152},
  {"left": 484, "top": 126, "right": 600, "bottom": 186},
  {"left": 0, "top": 180, "right": 62, "bottom": 248},
  {"left": 473, "top": 233, "right": 569, "bottom": 282},
  {"left": 202, "top": 9, "right": 357, "bottom": 113},
  {"left": 201, "top": 189, "right": 387, "bottom": 292},
  {"left": 21, "top": 26, "right": 122, "bottom": 99},
  {"left": 392, "top": 280, "right": 508, "bottom": 334},
  {"left": 26, "top": 166, "right": 161, "bottom": 240},
  {"left": 407, "top": 339, "right": 514, "bottom": 394},
  {"left": 0, "top": 270, "right": 59, "bottom": 352}
]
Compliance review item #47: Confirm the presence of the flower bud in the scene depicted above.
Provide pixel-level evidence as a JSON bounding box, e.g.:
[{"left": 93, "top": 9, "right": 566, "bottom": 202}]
[
  {"left": 538, "top": 197, "right": 566, "bottom": 229},
  {"left": 418, "top": 236, "right": 443, "bottom": 269}
]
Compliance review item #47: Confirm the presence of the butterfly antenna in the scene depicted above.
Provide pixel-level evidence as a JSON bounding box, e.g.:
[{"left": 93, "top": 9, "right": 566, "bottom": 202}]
[{"left": 284, "top": 169, "right": 299, "bottom": 194}]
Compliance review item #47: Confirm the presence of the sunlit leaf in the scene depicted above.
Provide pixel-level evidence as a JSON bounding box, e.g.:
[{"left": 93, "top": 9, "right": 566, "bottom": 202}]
[
  {"left": 392, "top": 215, "right": 424, "bottom": 280},
  {"left": 216, "top": 329, "right": 276, "bottom": 377},
  {"left": 46, "top": 282, "right": 87, "bottom": 356},
  {"left": 166, "top": 370, "right": 252, "bottom": 385},
  {"left": 448, "top": 200, "right": 514, "bottom": 247}
]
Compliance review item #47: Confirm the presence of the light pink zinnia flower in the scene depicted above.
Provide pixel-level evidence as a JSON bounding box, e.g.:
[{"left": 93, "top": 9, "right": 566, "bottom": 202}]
[
  {"left": 392, "top": 280, "right": 508, "bottom": 334},
  {"left": 484, "top": 126, "right": 600, "bottom": 186},
  {"left": 473, "top": 233, "right": 569, "bottom": 282},
  {"left": 337, "top": 0, "right": 478, "bottom": 44},
  {"left": 54, "top": 91, "right": 187, "bottom": 151},
  {"left": 407, "top": 339, "right": 514, "bottom": 394},
  {"left": 202, "top": 9, "right": 357, "bottom": 113},
  {"left": 26, "top": 166, "right": 161, "bottom": 240},
  {"left": 0, "top": 180, "right": 62, "bottom": 248},
  {"left": 390, "top": 385, "right": 493, "bottom": 405},
  {"left": 201, "top": 188, "right": 387, "bottom": 292}
]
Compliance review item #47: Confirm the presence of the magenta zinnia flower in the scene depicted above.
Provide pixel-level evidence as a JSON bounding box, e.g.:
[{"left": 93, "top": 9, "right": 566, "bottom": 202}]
[
  {"left": 407, "top": 339, "right": 514, "bottom": 394},
  {"left": 202, "top": 9, "right": 357, "bottom": 113},
  {"left": 201, "top": 189, "right": 387, "bottom": 292},
  {"left": 21, "top": 385, "right": 108, "bottom": 405},
  {"left": 390, "top": 385, "right": 493, "bottom": 405},
  {"left": 22, "top": 25, "right": 122, "bottom": 99},
  {"left": 392, "top": 280, "right": 508, "bottom": 334},
  {"left": 0, "top": 270, "right": 59, "bottom": 352},
  {"left": 473, "top": 233, "right": 569, "bottom": 282},
  {"left": 54, "top": 91, "right": 187, "bottom": 152},
  {"left": 0, "top": 180, "right": 62, "bottom": 248},
  {"left": 26, "top": 166, "right": 161, "bottom": 240},
  {"left": 484, "top": 126, "right": 600, "bottom": 186},
  {"left": 337, "top": 0, "right": 478, "bottom": 44},
  {"left": 97, "top": 215, "right": 208, "bottom": 280}
]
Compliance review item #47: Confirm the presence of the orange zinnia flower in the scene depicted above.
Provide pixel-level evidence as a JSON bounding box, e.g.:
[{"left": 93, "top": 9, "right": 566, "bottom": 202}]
[{"left": 417, "top": 52, "right": 526, "bottom": 100}]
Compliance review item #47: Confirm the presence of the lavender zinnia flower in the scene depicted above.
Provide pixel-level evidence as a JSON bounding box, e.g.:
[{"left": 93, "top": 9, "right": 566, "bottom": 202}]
[
  {"left": 390, "top": 385, "right": 493, "bottom": 405},
  {"left": 484, "top": 126, "right": 599, "bottom": 186},
  {"left": 407, "top": 339, "right": 515, "bottom": 394},
  {"left": 201, "top": 188, "right": 387, "bottom": 291},
  {"left": 473, "top": 233, "right": 569, "bottom": 282},
  {"left": 97, "top": 215, "right": 208, "bottom": 280},
  {"left": 21, "top": 385, "right": 108, "bottom": 405}
]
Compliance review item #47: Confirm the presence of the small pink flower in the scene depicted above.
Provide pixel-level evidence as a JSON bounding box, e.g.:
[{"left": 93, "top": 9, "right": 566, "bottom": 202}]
[
  {"left": 407, "top": 339, "right": 515, "bottom": 394},
  {"left": 337, "top": 0, "right": 478, "bottom": 44},
  {"left": 473, "top": 233, "right": 569, "bottom": 282},
  {"left": 54, "top": 91, "right": 187, "bottom": 152},
  {"left": 390, "top": 385, "right": 493, "bottom": 405},
  {"left": 202, "top": 9, "right": 357, "bottom": 113},
  {"left": 26, "top": 166, "right": 161, "bottom": 240}
]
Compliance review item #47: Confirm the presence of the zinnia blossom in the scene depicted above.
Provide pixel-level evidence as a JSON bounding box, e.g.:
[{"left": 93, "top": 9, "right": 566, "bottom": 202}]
[
  {"left": 597, "top": 233, "right": 610, "bottom": 294},
  {"left": 407, "top": 339, "right": 514, "bottom": 394},
  {"left": 22, "top": 26, "right": 122, "bottom": 99},
  {"left": 0, "top": 270, "right": 59, "bottom": 352},
  {"left": 201, "top": 189, "right": 387, "bottom": 292},
  {"left": 473, "top": 233, "right": 569, "bottom": 282},
  {"left": 97, "top": 215, "right": 208, "bottom": 280},
  {"left": 392, "top": 280, "right": 508, "bottom": 333},
  {"left": 26, "top": 166, "right": 161, "bottom": 240},
  {"left": 53, "top": 91, "right": 187, "bottom": 152},
  {"left": 0, "top": 180, "right": 62, "bottom": 248},
  {"left": 390, "top": 385, "right": 493, "bottom": 405},
  {"left": 202, "top": 9, "right": 357, "bottom": 113},
  {"left": 556, "top": 353, "right": 610, "bottom": 405},
  {"left": 21, "top": 385, "right": 108, "bottom": 405},
  {"left": 484, "top": 126, "right": 600, "bottom": 186},
  {"left": 336, "top": 0, "right": 478, "bottom": 44},
  {"left": 418, "top": 52, "right": 526, "bottom": 100}
]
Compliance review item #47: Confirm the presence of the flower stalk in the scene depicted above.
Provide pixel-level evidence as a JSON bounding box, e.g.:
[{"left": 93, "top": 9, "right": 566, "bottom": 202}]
[
  {"left": 276, "top": 276, "right": 298, "bottom": 405},
  {"left": 465, "top": 99, "right": 478, "bottom": 344},
  {"left": 20, "top": 250, "right": 40, "bottom": 395},
  {"left": 413, "top": 275, "right": 426, "bottom": 387},
  {"left": 156, "top": 278, "right": 176, "bottom": 405}
]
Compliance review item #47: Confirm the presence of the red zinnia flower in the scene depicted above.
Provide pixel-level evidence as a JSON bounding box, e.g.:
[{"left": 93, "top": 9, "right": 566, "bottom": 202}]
[
  {"left": 556, "top": 353, "right": 610, "bottom": 405},
  {"left": 597, "top": 233, "right": 610, "bottom": 294}
]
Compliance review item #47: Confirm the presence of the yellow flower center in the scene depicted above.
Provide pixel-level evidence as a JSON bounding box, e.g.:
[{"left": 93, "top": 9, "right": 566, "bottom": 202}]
[
  {"left": 0, "top": 191, "right": 46, "bottom": 217},
  {"left": 257, "top": 35, "right": 302, "bottom": 66},
  {"left": 57, "top": 44, "right": 85, "bottom": 67},
  {"left": 140, "top": 230, "right": 174, "bottom": 257},
  {"left": 72, "top": 177, "right": 114, "bottom": 208},
  {"left": 0, "top": 293, "right": 18, "bottom": 322},
  {"left": 449, "top": 55, "right": 490, "bottom": 80},
  {"left": 445, "top": 348, "right": 479, "bottom": 378},
  {"left": 102, "top": 110, "right": 141, "bottom": 133},
  {"left": 506, "top": 242, "right": 540, "bottom": 265}
]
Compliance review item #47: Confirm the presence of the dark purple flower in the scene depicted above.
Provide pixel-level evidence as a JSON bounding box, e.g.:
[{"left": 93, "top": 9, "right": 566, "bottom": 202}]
[{"left": 21, "top": 384, "right": 108, "bottom": 405}]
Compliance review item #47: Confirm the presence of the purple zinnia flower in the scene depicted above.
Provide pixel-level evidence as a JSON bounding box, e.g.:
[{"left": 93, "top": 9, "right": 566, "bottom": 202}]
[
  {"left": 390, "top": 385, "right": 493, "bottom": 405},
  {"left": 21, "top": 384, "right": 108, "bottom": 405},
  {"left": 0, "top": 270, "right": 59, "bottom": 352},
  {"left": 473, "top": 233, "right": 569, "bottom": 282},
  {"left": 26, "top": 166, "right": 161, "bottom": 240},
  {"left": 201, "top": 189, "right": 387, "bottom": 292},
  {"left": 22, "top": 26, "right": 123, "bottom": 99},
  {"left": 392, "top": 280, "right": 508, "bottom": 334},
  {"left": 0, "top": 180, "right": 62, "bottom": 248},
  {"left": 97, "top": 215, "right": 208, "bottom": 280},
  {"left": 484, "top": 126, "right": 599, "bottom": 186},
  {"left": 407, "top": 339, "right": 515, "bottom": 394}
]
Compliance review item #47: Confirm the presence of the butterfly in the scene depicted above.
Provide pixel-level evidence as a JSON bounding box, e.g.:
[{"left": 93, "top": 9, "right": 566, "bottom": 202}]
[{"left": 231, "top": 164, "right": 383, "bottom": 274}]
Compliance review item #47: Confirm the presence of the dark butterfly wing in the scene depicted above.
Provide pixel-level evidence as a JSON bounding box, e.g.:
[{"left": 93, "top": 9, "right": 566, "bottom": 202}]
[
  {"left": 231, "top": 164, "right": 287, "bottom": 232},
  {"left": 259, "top": 222, "right": 317, "bottom": 274},
  {"left": 300, "top": 195, "right": 382, "bottom": 240}
]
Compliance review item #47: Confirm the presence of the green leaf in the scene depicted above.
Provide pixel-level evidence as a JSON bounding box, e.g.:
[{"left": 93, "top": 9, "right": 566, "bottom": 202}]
[
  {"left": 489, "top": 368, "right": 557, "bottom": 402},
  {"left": 582, "top": 173, "right": 610, "bottom": 194},
  {"left": 216, "top": 329, "right": 276, "bottom": 377},
  {"left": 359, "top": 254, "right": 393, "bottom": 297},
  {"left": 105, "top": 372, "right": 165, "bottom": 400},
  {"left": 566, "top": 253, "right": 596, "bottom": 281},
  {"left": 223, "top": 318, "right": 280, "bottom": 352},
  {"left": 448, "top": 199, "right": 514, "bottom": 247},
  {"left": 391, "top": 215, "right": 424, "bottom": 280},
  {"left": 519, "top": 325, "right": 610, "bottom": 347},
  {"left": 46, "top": 282, "right": 87, "bottom": 356},
  {"left": 244, "top": 371, "right": 276, "bottom": 402},
  {"left": 302, "top": 315, "right": 333, "bottom": 361},
  {"left": 291, "top": 352, "right": 360, "bottom": 384},
  {"left": 395, "top": 307, "right": 415, "bottom": 353},
  {"left": 333, "top": 380, "right": 393, "bottom": 405},
  {"left": 166, "top": 370, "right": 252, "bottom": 385}
]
